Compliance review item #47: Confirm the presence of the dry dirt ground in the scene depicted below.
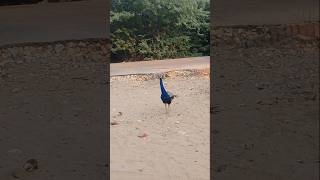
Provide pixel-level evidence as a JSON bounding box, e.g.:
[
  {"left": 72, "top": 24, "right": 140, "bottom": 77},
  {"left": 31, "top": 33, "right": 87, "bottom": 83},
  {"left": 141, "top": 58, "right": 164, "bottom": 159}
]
[
  {"left": 211, "top": 43, "right": 319, "bottom": 180},
  {"left": 0, "top": 0, "right": 108, "bottom": 46},
  {"left": 0, "top": 58, "right": 108, "bottom": 180},
  {"left": 110, "top": 71, "right": 210, "bottom": 180},
  {"left": 0, "top": 41, "right": 318, "bottom": 180}
]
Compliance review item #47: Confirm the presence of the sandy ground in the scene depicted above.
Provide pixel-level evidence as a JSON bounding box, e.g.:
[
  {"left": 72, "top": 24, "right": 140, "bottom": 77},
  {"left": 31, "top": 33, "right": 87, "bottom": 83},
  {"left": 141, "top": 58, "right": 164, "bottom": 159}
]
[{"left": 110, "top": 72, "right": 210, "bottom": 180}]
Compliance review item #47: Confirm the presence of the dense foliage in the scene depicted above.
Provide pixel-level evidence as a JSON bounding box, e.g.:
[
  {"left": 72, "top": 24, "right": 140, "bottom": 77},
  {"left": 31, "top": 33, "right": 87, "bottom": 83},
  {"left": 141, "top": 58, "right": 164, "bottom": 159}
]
[{"left": 111, "top": 0, "right": 210, "bottom": 62}]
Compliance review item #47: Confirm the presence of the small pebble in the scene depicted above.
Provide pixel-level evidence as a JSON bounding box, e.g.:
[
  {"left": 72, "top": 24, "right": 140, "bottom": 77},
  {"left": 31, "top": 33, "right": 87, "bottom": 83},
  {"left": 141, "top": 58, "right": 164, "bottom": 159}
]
[
  {"left": 178, "top": 131, "right": 186, "bottom": 135},
  {"left": 297, "top": 160, "right": 304, "bottom": 164},
  {"left": 11, "top": 88, "right": 20, "bottom": 93},
  {"left": 7, "top": 148, "right": 22, "bottom": 154},
  {"left": 23, "top": 159, "right": 38, "bottom": 172},
  {"left": 110, "top": 121, "right": 118, "bottom": 126},
  {"left": 137, "top": 133, "right": 148, "bottom": 138}
]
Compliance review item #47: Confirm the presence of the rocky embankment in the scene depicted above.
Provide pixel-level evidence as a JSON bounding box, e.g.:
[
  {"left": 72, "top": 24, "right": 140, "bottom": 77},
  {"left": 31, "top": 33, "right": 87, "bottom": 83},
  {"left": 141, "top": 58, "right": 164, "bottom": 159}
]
[
  {"left": 0, "top": 38, "right": 109, "bottom": 81},
  {"left": 212, "top": 22, "right": 319, "bottom": 48}
]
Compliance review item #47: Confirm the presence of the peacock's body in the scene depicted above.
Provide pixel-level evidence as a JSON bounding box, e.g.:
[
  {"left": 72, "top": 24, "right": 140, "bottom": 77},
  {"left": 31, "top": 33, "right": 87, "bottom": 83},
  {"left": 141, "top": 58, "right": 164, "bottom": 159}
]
[{"left": 160, "top": 78, "right": 175, "bottom": 112}]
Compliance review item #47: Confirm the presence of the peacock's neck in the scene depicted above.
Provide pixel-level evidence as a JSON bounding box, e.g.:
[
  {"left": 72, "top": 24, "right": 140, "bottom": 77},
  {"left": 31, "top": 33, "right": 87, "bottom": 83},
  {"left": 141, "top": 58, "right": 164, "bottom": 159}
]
[{"left": 160, "top": 78, "right": 168, "bottom": 95}]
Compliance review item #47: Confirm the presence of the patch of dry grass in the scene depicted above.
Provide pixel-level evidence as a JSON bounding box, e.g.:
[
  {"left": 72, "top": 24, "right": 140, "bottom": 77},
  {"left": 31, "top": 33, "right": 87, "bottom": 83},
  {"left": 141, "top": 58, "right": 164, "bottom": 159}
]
[{"left": 110, "top": 68, "right": 210, "bottom": 82}]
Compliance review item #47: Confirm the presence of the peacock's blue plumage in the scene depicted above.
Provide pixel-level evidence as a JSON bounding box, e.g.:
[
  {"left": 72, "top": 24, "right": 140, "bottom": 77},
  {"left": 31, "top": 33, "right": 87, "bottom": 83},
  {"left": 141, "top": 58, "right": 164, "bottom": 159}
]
[{"left": 160, "top": 78, "right": 174, "bottom": 104}]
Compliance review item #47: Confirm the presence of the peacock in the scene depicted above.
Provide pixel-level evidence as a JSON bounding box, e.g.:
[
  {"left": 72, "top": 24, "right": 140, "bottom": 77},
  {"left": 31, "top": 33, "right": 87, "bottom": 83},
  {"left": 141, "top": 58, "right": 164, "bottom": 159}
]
[{"left": 160, "top": 77, "right": 176, "bottom": 113}]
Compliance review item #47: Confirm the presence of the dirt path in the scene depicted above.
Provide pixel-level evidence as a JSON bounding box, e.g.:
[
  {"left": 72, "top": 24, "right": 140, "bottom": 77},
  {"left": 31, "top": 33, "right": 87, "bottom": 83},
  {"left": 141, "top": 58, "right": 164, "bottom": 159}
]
[
  {"left": 110, "top": 56, "right": 209, "bottom": 76},
  {"left": 110, "top": 73, "right": 210, "bottom": 180},
  {"left": 212, "top": 0, "right": 319, "bottom": 26},
  {"left": 0, "top": 0, "right": 108, "bottom": 46}
]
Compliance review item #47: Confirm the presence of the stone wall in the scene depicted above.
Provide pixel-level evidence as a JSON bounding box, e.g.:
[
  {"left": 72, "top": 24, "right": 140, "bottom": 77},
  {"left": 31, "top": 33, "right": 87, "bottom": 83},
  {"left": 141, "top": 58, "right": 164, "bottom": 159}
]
[{"left": 0, "top": 38, "right": 109, "bottom": 78}]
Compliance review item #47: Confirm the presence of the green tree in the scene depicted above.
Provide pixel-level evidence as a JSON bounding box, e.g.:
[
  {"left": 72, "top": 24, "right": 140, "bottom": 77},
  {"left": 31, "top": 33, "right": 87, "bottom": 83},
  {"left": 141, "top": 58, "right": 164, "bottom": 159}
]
[{"left": 111, "top": 0, "right": 209, "bottom": 62}]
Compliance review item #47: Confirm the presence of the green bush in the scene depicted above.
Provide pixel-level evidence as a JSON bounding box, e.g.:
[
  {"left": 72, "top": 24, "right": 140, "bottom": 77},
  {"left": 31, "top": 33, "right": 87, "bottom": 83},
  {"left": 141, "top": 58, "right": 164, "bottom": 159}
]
[{"left": 111, "top": 0, "right": 209, "bottom": 62}]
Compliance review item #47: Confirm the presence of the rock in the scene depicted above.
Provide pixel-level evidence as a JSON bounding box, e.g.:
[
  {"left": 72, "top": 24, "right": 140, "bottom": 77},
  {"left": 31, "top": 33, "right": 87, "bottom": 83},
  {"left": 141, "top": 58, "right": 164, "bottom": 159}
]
[
  {"left": 110, "top": 121, "right": 118, "bottom": 126},
  {"left": 101, "top": 46, "right": 108, "bottom": 54},
  {"left": 210, "top": 105, "right": 220, "bottom": 114},
  {"left": 7, "top": 148, "right": 23, "bottom": 154},
  {"left": 11, "top": 88, "right": 20, "bottom": 93},
  {"left": 215, "top": 164, "right": 227, "bottom": 172},
  {"left": 16, "top": 60, "right": 23, "bottom": 64},
  {"left": 78, "top": 42, "right": 86, "bottom": 47},
  {"left": 297, "top": 160, "right": 304, "bottom": 164},
  {"left": 51, "top": 64, "right": 61, "bottom": 69},
  {"left": 256, "top": 100, "right": 263, "bottom": 104},
  {"left": 11, "top": 170, "right": 25, "bottom": 179},
  {"left": 23, "top": 159, "right": 38, "bottom": 172},
  {"left": 137, "top": 133, "right": 148, "bottom": 138},
  {"left": 212, "top": 129, "right": 219, "bottom": 135},
  {"left": 67, "top": 42, "right": 75, "bottom": 48},
  {"left": 0, "top": 61, "right": 7, "bottom": 67},
  {"left": 8, "top": 48, "right": 18, "bottom": 57},
  {"left": 54, "top": 44, "right": 64, "bottom": 53}
]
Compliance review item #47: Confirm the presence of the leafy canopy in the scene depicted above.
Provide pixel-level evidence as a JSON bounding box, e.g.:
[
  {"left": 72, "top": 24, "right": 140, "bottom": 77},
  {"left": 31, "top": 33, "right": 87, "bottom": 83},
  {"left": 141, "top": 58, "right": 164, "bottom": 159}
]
[{"left": 111, "top": 0, "right": 209, "bottom": 62}]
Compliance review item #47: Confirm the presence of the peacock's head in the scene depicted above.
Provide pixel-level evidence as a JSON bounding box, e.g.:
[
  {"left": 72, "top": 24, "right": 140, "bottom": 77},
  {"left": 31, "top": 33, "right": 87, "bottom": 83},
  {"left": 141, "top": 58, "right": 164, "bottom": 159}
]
[{"left": 157, "top": 73, "right": 165, "bottom": 79}]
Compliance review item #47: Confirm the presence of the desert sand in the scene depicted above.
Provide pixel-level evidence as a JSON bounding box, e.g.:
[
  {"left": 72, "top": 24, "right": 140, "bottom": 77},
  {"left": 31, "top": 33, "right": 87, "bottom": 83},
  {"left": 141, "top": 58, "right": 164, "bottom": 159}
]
[{"left": 110, "top": 71, "right": 210, "bottom": 180}]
